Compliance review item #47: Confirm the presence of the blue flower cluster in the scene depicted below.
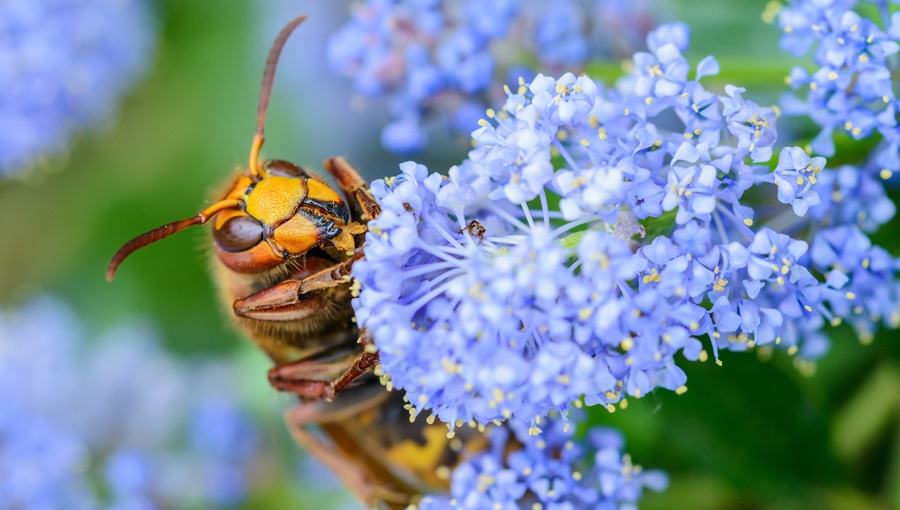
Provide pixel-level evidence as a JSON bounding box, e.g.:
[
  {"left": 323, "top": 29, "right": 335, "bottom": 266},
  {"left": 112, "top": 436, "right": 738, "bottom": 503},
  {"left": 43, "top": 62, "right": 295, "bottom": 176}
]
[
  {"left": 0, "top": 296, "right": 260, "bottom": 508},
  {"left": 0, "top": 0, "right": 155, "bottom": 178},
  {"left": 327, "top": 0, "right": 659, "bottom": 153},
  {"left": 416, "top": 417, "right": 667, "bottom": 509},
  {"left": 352, "top": 23, "right": 900, "bottom": 429},
  {"left": 773, "top": 0, "right": 900, "bottom": 172}
]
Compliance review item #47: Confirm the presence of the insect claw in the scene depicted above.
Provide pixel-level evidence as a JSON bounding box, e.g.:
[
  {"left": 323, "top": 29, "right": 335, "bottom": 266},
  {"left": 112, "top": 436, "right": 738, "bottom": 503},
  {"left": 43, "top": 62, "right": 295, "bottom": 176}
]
[{"left": 233, "top": 280, "right": 303, "bottom": 319}]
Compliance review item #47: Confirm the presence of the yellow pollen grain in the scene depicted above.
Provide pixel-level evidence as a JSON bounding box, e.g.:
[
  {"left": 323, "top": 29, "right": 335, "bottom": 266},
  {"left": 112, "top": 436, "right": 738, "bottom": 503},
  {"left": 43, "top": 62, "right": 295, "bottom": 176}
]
[
  {"left": 675, "top": 385, "right": 688, "bottom": 395},
  {"left": 846, "top": 292, "right": 856, "bottom": 299},
  {"left": 827, "top": 71, "right": 838, "bottom": 81},
  {"left": 744, "top": 218, "right": 754, "bottom": 226},
  {"left": 642, "top": 268, "right": 661, "bottom": 284},
  {"left": 716, "top": 359, "right": 724, "bottom": 366},
  {"left": 787, "top": 345, "right": 799, "bottom": 355},
  {"left": 581, "top": 139, "right": 590, "bottom": 147},
  {"left": 880, "top": 169, "right": 893, "bottom": 180},
  {"left": 606, "top": 403, "right": 616, "bottom": 413},
  {"left": 435, "top": 466, "right": 451, "bottom": 480}
]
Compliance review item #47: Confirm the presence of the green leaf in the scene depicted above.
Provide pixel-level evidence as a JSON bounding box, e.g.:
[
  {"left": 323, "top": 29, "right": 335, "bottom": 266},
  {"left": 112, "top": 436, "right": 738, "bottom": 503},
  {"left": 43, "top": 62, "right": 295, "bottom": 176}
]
[{"left": 832, "top": 362, "right": 900, "bottom": 461}]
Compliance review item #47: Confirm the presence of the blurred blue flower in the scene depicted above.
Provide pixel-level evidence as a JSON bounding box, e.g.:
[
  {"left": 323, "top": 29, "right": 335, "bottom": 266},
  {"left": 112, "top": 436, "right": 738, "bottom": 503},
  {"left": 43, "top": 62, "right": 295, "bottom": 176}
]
[
  {"left": 0, "top": 0, "right": 156, "bottom": 178},
  {"left": 0, "top": 295, "right": 264, "bottom": 508},
  {"left": 416, "top": 417, "right": 667, "bottom": 509},
  {"left": 327, "top": 0, "right": 661, "bottom": 153}
]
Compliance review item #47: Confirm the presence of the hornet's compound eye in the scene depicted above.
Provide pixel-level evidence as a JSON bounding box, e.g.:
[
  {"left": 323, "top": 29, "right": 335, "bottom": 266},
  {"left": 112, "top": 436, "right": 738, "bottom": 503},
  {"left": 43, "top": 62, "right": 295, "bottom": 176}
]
[{"left": 213, "top": 215, "right": 264, "bottom": 252}]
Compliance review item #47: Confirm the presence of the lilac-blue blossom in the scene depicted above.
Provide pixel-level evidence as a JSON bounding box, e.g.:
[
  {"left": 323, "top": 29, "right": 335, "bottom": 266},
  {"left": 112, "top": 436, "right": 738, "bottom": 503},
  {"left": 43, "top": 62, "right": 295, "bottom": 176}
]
[
  {"left": 0, "top": 0, "right": 156, "bottom": 178},
  {"left": 414, "top": 418, "right": 667, "bottom": 509},
  {"left": 773, "top": 0, "right": 900, "bottom": 172},
  {"left": 353, "top": 22, "right": 900, "bottom": 429}
]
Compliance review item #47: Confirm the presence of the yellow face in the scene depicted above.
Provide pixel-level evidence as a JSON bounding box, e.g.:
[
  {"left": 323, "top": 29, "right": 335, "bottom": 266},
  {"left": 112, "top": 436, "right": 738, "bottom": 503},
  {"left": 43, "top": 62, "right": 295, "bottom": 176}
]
[{"left": 212, "top": 160, "right": 352, "bottom": 273}]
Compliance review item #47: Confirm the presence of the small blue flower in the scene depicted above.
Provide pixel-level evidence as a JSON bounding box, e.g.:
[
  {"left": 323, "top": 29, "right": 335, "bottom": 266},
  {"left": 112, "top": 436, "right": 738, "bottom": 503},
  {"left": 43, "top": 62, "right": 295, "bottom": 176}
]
[
  {"left": 772, "top": 146, "right": 823, "bottom": 216},
  {"left": 663, "top": 143, "right": 721, "bottom": 224}
]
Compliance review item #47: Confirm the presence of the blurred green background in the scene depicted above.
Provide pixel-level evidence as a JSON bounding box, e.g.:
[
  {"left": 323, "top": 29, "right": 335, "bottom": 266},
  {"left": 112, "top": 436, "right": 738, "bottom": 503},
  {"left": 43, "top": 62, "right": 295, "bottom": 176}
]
[{"left": 2, "top": 0, "right": 899, "bottom": 508}]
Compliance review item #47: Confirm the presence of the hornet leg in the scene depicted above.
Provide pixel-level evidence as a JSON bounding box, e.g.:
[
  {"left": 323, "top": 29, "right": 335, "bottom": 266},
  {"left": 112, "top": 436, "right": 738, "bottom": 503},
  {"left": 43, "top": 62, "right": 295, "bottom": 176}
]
[{"left": 323, "top": 157, "right": 381, "bottom": 222}]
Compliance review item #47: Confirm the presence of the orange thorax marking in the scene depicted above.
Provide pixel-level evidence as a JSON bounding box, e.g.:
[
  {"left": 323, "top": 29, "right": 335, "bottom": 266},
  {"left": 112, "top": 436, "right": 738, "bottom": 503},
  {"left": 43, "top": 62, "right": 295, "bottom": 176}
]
[
  {"left": 307, "top": 178, "right": 343, "bottom": 204},
  {"left": 273, "top": 211, "right": 320, "bottom": 254},
  {"left": 246, "top": 175, "right": 308, "bottom": 226}
]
